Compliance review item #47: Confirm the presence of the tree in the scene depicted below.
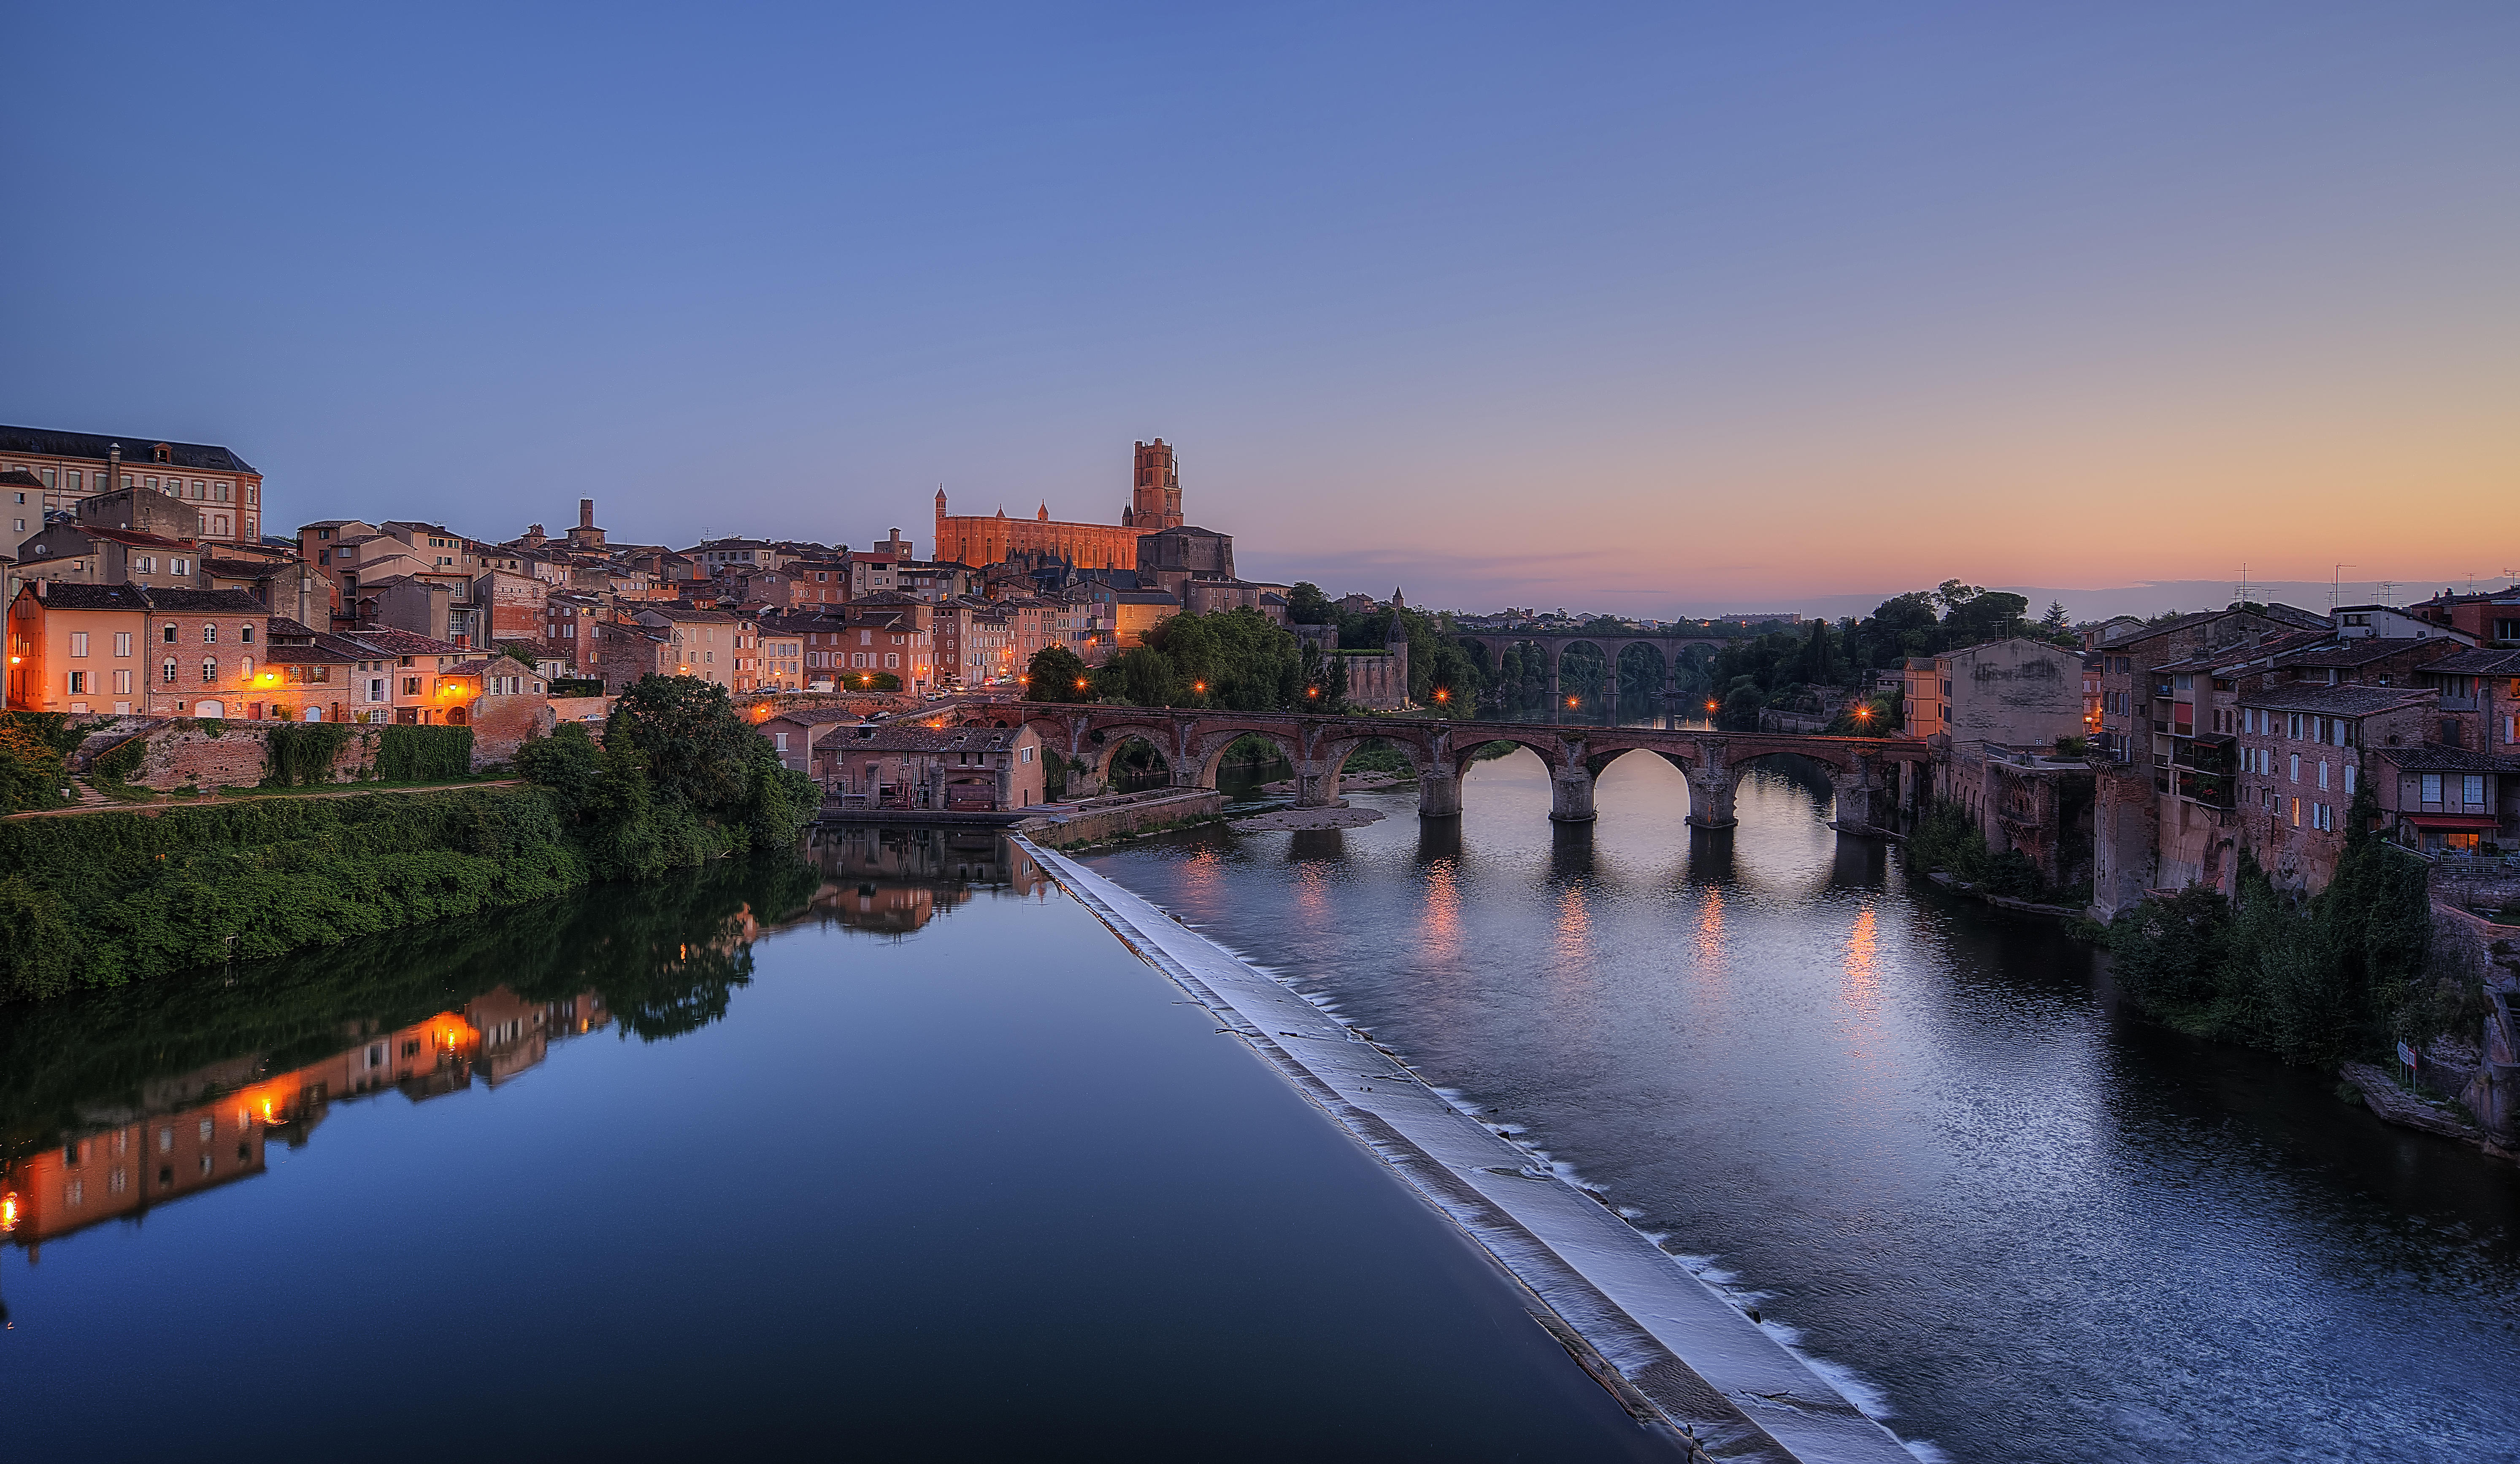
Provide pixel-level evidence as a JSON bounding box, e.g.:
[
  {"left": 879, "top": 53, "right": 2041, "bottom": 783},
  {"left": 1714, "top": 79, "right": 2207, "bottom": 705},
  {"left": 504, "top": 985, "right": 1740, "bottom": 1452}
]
[
  {"left": 2041, "top": 601, "right": 2070, "bottom": 633},
  {"left": 1025, "top": 645, "right": 1093, "bottom": 703},
  {"left": 1285, "top": 582, "right": 1336, "bottom": 625}
]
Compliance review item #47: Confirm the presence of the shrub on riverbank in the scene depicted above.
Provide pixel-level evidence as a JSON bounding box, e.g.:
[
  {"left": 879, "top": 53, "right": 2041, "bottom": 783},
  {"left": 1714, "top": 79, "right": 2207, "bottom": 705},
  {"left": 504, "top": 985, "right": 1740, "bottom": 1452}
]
[
  {"left": 2104, "top": 793, "right": 2468, "bottom": 1064},
  {"left": 1904, "top": 801, "right": 2045, "bottom": 899},
  {"left": 0, "top": 677, "right": 821, "bottom": 1005},
  {"left": 0, "top": 712, "right": 84, "bottom": 813},
  {"left": 0, "top": 787, "right": 585, "bottom": 1002}
]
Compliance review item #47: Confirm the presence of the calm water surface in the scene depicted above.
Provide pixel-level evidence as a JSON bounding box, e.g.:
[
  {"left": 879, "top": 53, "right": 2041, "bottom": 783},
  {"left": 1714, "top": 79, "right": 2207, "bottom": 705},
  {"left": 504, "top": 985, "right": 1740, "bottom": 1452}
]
[
  {"left": 0, "top": 833, "right": 1674, "bottom": 1461},
  {"left": 1096, "top": 747, "right": 2520, "bottom": 1464}
]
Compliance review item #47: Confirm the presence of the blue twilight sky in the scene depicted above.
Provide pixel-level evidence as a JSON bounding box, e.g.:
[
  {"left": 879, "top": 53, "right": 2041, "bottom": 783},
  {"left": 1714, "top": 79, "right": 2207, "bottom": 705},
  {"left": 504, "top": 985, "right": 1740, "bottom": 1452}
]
[{"left": 5, "top": 3, "right": 2515, "bottom": 618}]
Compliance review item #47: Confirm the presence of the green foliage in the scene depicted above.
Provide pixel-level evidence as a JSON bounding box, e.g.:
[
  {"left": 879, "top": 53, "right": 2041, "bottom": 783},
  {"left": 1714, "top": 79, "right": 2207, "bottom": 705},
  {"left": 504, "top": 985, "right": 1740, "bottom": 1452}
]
[
  {"left": 2105, "top": 803, "right": 2456, "bottom": 1065},
  {"left": 1025, "top": 644, "right": 1094, "bottom": 702},
  {"left": 89, "top": 733, "right": 149, "bottom": 790},
  {"left": 527, "top": 676, "right": 818, "bottom": 877},
  {"left": 376, "top": 724, "right": 473, "bottom": 781},
  {"left": 1904, "top": 801, "right": 2043, "bottom": 898},
  {"left": 0, "top": 679, "right": 820, "bottom": 1005},
  {"left": 263, "top": 722, "right": 355, "bottom": 786},
  {"left": 0, "top": 789, "right": 589, "bottom": 1003},
  {"left": 549, "top": 677, "right": 605, "bottom": 698},
  {"left": 1341, "top": 741, "right": 1411, "bottom": 775},
  {"left": 0, "top": 713, "right": 74, "bottom": 812},
  {"left": 1143, "top": 607, "right": 1305, "bottom": 708}
]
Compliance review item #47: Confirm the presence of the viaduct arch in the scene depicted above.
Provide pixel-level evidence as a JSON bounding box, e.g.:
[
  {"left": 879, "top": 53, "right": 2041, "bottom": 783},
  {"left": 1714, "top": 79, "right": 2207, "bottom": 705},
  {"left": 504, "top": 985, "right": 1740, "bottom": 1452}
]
[{"left": 1447, "top": 630, "right": 1733, "bottom": 703}]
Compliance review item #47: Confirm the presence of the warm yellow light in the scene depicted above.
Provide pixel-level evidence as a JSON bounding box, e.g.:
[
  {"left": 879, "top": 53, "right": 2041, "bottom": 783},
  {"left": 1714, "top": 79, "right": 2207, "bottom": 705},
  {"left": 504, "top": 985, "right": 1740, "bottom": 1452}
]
[
  {"left": 1434, "top": 688, "right": 1449, "bottom": 702},
  {"left": 1306, "top": 687, "right": 1319, "bottom": 698},
  {"left": 1566, "top": 696, "right": 1578, "bottom": 708},
  {"left": 1075, "top": 678, "right": 1087, "bottom": 690},
  {"left": 1707, "top": 700, "right": 1720, "bottom": 712},
  {"left": 0, "top": 1193, "right": 16, "bottom": 1230},
  {"left": 1192, "top": 681, "right": 1205, "bottom": 693}
]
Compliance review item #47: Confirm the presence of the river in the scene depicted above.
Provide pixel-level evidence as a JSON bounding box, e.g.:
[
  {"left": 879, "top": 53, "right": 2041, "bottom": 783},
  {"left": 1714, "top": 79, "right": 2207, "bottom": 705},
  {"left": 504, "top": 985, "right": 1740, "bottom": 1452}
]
[
  {"left": 1086, "top": 743, "right": 2520, "bottom": 1463},
  {"left": 0, "top": 836, "right": 1676, "bottom": 1460}
]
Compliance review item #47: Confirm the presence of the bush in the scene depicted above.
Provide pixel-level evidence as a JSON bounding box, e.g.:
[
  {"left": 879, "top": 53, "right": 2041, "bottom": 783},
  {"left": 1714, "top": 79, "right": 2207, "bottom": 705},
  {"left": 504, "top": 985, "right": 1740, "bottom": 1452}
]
[
  {"left": 264, "top": 723, "right": 354, "bottom": 787},
  {"left": 0, "top": 788, "right": 586, "bottom": 1003},
  {"left": 376, "top": 724, "right": 473, "bottom": 781},
  {"left": 2104, "top": 801, "right": 2457, "bottom": 1065}
]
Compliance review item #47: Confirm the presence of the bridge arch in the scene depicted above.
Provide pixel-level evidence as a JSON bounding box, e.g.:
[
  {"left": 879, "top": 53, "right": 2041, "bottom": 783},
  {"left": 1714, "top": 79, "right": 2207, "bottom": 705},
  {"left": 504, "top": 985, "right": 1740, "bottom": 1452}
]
[{"left": 1195, "top": 727, "right": 1301, "bottom": 790}]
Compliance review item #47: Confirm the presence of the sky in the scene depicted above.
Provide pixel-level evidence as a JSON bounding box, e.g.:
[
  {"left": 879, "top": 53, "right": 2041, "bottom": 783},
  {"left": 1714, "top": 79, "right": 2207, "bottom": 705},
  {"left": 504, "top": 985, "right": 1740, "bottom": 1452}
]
[{"left": 5, "top": 3, "right": 2514, "bottom": 621}]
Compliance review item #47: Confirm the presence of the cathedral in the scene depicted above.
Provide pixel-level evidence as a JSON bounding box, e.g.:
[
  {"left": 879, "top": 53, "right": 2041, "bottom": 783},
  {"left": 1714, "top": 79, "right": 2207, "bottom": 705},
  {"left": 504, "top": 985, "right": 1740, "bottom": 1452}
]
[{"left": 932, "top": 439, "right": 1185, "bottom": 570}]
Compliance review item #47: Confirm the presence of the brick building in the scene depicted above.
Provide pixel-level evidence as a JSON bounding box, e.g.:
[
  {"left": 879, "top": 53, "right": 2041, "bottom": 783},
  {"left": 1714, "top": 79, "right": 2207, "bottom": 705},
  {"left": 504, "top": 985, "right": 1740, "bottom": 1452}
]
[
  {"left": 6, "top": 582, "right": 270, "bottom": 717},
  {"left": 930, "top": 439, "right": 1184, "bottom": 571},
  {"left": 762, "top": 712, "right": 1045, "bottom": 811},
  {"left": 2088, "top": 603, "right": 2329, "bottom": 916},
  {"left": 0, "top": 425, "right": 265, "bottom": 547}
]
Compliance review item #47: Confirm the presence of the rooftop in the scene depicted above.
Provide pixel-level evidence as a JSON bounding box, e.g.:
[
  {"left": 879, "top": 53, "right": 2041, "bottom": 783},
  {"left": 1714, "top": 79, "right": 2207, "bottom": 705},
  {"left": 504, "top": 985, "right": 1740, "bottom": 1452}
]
[
  {"left": 2236, "top": 683, "right": 2436, "bottom": 717},
  {"left": 0, "top": 425, "right": 258, "bottom": 474}
]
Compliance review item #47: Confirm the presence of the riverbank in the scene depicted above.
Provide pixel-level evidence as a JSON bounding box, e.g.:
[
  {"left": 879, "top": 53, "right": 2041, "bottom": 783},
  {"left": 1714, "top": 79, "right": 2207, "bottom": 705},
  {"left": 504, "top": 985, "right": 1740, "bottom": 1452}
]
[{"left": 1024, "top": 838, "right": 1915, "bottom": 1464}]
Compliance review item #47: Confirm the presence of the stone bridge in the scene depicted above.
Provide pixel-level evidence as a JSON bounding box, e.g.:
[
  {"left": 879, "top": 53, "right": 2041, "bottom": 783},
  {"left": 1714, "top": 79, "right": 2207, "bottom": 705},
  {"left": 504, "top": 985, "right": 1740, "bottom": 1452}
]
[
  {"left": 945, "top": 706, "right": 1929, "bottom": 831},
  {"left": 1445, "top": 629, "right": 1738, "bottom": 702}
]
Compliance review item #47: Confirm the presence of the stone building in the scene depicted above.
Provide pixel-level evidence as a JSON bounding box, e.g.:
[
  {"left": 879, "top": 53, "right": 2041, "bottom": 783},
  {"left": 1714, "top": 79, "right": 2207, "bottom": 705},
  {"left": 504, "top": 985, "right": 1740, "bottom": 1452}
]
[
  {"left": 1901, "top": 637, "right": 2083, "bottom": 748},
  {"left": 2088, "top": 604, "right": 2330, "bottom": 916},
  {"left": 762, "top": 711, "right": 1045, "bottom": 811}
]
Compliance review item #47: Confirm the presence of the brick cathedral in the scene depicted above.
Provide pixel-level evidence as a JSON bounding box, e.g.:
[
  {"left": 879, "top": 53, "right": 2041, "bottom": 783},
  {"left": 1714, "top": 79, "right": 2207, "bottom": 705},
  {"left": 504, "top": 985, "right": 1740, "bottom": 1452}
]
[{"left": 931, "top": 439, "right": 1185, "bottom": 570}]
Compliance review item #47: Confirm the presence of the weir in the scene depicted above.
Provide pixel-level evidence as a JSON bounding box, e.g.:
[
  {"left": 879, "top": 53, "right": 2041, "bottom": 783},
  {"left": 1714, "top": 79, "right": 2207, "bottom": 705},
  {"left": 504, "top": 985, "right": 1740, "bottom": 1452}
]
[{"left": 1024, "top": 839, "right": 1920, "bottom": 1464}]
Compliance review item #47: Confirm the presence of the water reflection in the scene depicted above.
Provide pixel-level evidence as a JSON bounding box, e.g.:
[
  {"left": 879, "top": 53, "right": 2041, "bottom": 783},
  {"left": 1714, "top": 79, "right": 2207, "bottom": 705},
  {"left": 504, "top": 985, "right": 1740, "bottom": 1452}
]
[{"left": 0, "top": 831, "right": 1043, "bottom": 1273}]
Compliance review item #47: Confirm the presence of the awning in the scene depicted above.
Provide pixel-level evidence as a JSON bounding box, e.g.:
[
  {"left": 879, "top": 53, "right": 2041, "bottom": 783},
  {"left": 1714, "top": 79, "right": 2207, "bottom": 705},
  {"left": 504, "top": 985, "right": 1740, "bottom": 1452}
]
[{"left": 2401, "top": 813, "right": 2499, "bottom": 830}]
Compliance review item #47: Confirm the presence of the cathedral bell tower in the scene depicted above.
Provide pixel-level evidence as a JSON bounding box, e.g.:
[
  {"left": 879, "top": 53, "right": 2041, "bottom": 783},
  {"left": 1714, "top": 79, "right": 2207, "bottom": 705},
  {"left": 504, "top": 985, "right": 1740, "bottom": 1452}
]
[{"left": 1122, "top": 439, "right": 1184, "bottom": 530}]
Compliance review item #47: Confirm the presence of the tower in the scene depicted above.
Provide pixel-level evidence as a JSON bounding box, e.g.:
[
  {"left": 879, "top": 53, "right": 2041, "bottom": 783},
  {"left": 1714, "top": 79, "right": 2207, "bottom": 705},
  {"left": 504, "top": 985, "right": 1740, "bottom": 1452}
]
[{"left": 1124, "top": 439, "right": 1183, "bottom": 530}]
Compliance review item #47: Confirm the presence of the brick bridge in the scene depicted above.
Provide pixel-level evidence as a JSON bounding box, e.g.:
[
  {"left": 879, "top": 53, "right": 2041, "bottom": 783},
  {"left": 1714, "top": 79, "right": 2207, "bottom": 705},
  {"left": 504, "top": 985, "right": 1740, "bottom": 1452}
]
[
  {"left": 947, "top": 706, "right": 1928, "bottom": 829},
  {"left": 1445, "top": 630, "right": 1735, "bottom": 702}
]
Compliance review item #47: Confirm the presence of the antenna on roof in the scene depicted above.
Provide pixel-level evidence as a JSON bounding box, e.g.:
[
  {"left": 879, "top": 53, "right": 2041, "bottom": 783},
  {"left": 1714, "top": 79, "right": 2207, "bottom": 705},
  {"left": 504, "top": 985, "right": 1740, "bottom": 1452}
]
[
  {"left": 2331, "top": 564, "right": 2355, "bottom": 611},
  {"left": 2235, "top": 563, "right": 2250, "bottom": 606},
  {"left": 2377, "top": 581, "right": 2396, "bottom": 607}
]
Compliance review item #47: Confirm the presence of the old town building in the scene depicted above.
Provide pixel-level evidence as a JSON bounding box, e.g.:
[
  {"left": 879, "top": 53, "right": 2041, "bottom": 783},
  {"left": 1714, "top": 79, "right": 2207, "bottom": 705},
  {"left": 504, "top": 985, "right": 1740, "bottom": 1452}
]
[
  {"left": 0, "top": 425, "right": 265, "bottom": 547},
  {"left": 762, "top": 712, "right": 1045, "bottom": 811},
  {"left": 6, "top": 582, "right": 270, "bottom": 717}
]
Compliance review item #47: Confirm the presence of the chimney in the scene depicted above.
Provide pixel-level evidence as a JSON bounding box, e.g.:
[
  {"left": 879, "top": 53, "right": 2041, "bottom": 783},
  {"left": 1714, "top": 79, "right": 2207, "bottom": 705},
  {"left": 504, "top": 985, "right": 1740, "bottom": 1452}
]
[
  {"left": 579, "top": 498, "right": 595, "bottom": 530},
  {"left": 32, "top": 578, "right": 47, "bottom": 599},
  {"left": 108, "top": 442, "right": 121, "bottom": 491}
]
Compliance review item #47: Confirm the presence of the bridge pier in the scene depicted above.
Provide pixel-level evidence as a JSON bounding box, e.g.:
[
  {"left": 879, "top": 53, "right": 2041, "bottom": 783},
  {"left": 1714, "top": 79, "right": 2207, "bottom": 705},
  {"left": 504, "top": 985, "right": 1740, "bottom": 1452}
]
[
  {"left": 1294, "top": 759, "right": 1340, "bottom": 808},
  {"left": 1549, "top": 764, "right": 1596, "bottom": 823},
  {"left": 1830, "top": 756, "right": 1884, "bottom": 834},
  {"left": 1418, "top": 765, "right": 1464, "bottom": 818},
  {"left": 1684, "top": 768, "right": 1736, "bottom": 829}
]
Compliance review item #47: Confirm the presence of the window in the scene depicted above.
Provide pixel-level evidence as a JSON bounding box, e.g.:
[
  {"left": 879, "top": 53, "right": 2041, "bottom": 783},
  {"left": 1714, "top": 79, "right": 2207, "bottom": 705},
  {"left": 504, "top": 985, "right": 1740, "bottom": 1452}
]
[
  {"left": 240, "top": 625, "right": 252, "bottom": 645},
  {"left": 69, "top": 631, "right": 88, "bottom": 657},
  {"left": 200, "top": 658, "right": 217, "bottom": 684},
  {"left": 203, "top": 624, "right": 217, "bottom": 644},
  {"left": 67, "top": 671, "right": 87, "bottom": 693},
  {"left": 164, "top": 624, "right": 178, "bottom": 643},
  {"left": 2291, "top": 797, "right": 2301, "bottom": 827},
  {"left": 2421, "top": 773, "right": 2443, "bottom": 805},
  {"left": 2288, "top": 754, "right": 2299, "bottom": 782},
  {"left": 2344, "top": 763, "right": 2356, "bottom": 796},
  {"left": 114, "top": 669, "right": 132, "bottom": 694},
  {"left": 2465, "top": 774, "right": 2486, "bottom": 808},
  {"left": 162, "top": 658, "right": 177, "bottom": 684},
  {"left": 240, "top": 656, "right": 253, "bottom": 679},
  {"left": 2317, "top": 760, "right": 2329, "bottom": 790},
  {"left": 402, "top": 677, "right": 419, "bottom": 695}
]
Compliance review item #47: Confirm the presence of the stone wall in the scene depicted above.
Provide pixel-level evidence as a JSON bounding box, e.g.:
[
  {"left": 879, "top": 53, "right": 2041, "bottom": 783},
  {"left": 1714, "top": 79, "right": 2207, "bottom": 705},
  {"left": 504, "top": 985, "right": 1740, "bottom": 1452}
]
[
  {"left": 1018, "top": 789, "right": 1222, "bottom": 848},
  {"left": 115, "top": 719, "right": 365, "bottom": 790},
  {"left": 468, "top": 690, "right": 555, "bottom": 767}
]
